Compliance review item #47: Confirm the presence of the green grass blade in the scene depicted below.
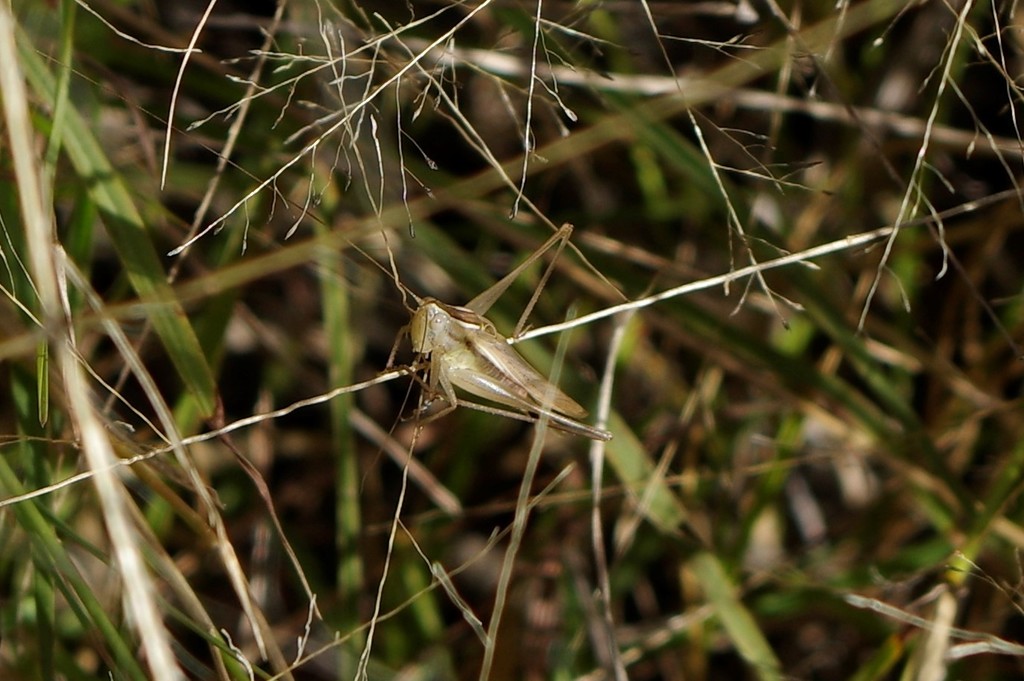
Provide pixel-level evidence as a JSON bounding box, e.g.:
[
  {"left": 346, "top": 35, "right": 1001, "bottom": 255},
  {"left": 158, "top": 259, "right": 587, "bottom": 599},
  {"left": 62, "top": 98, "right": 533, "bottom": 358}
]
[
  {"left": 691, "top": 551, "right": 782, "bottom": 681},
  {"left": 17, "top": 31, "right": 217, "bottom": 417}
]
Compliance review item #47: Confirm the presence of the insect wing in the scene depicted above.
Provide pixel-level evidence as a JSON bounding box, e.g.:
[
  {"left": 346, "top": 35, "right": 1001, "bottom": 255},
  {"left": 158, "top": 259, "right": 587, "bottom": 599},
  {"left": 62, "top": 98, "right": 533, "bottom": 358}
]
[
  {"left": 465, "top": 328, "right": 589, "bottom": 419},
  {"left": 444, "top": 356, "right": 610, "bottom": 441}
]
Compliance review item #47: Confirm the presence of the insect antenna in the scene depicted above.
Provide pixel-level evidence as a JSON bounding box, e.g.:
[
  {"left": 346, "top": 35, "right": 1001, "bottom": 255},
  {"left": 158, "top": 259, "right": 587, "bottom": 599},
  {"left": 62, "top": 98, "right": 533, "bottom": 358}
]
[{"left": 377, "top": 226, "right": 420, "bottom": 314}]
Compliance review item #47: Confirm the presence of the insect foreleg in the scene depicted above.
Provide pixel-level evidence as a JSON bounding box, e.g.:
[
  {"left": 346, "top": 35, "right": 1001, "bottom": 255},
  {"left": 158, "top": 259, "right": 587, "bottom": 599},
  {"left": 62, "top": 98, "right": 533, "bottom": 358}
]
[
  {"left": 433, "top": 359, "right": 461, "bottom": 410},
  {"left": 386, "top": 323, "right": 410, "bottom": 368},
  {"left": 409, "top": 359, "right": 461, "bottom": 425}
]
